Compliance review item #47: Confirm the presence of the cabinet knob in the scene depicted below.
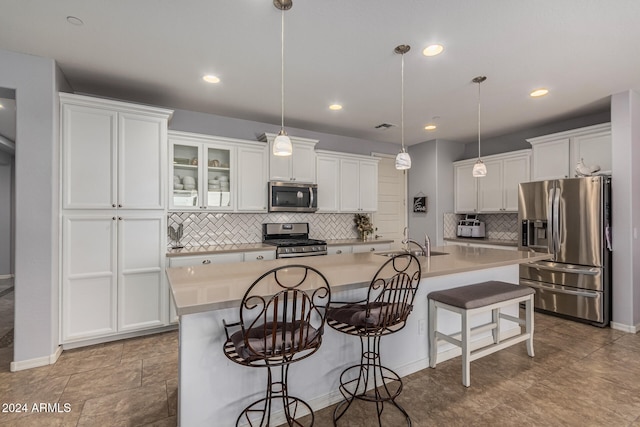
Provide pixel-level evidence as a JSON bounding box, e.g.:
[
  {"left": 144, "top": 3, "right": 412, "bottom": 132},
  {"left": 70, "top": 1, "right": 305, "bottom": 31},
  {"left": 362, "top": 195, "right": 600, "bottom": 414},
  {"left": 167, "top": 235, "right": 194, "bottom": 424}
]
[
  {"left": 112, "top": 204, "right": 116, "bottom": 208},
  {"left": 256, "top": 255, "right": 264, "bottom": 260},
  {"left": 202, "top": 259, "right": 211, "bottom": 264},
  {"left": 118, "top": 204, "right": 122, "bottom": 208},
  {"left": 370, "top": 248, "right": 375, "bottom": 252},
  {"left": 118, "top": 217, "right": 122, "bottom": 220},
  {"left": 336, "top": 250, "right": 342, "bottom": 254},
  {"left": 112, "top": 217, "right": 116, "bottom": 220}
]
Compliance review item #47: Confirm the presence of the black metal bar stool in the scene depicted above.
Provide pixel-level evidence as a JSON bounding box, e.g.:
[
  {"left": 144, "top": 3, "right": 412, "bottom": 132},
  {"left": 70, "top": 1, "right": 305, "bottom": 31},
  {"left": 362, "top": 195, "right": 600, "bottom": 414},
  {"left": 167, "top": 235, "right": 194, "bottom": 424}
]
[
  {"left": 326, "top": 253, "right": 421, "bottom": 426},
  {"left": 223, "top": 264, "right": 331, "bottom": 427}
]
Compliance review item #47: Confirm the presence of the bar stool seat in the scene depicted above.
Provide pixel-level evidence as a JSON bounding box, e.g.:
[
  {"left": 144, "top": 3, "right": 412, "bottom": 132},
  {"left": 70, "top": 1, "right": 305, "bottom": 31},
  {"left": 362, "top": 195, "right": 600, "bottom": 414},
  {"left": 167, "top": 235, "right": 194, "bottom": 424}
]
[{"left": 428, "top": 281, "right": 535, "bottom": 387}]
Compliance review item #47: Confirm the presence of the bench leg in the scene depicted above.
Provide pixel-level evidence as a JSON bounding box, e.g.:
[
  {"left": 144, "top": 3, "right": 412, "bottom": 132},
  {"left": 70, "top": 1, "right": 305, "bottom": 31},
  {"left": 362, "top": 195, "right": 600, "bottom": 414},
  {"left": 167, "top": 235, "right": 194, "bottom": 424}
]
[
  {"left": 492, "top": 308, "right": 501, "bottom": 344},
  {"left": 428, "top": 299, "right": 438, "bottom": 368},
  {"left": 525, "top": 295, "right": 535, "bottom": 357},
  {"left": 462, "top": 310, "right": 471, "bottom": 387}
]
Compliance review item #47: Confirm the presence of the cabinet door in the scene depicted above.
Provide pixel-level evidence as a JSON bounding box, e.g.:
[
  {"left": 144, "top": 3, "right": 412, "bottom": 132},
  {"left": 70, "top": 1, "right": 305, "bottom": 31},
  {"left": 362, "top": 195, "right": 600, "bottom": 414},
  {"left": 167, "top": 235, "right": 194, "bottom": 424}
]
[
  {"left": 243, "top": 250, "right": 276, "bottom": 262},
  {"left": 359, "top": 161, "right": 378, "bottom": 212},
  {"left": 62, "top": 215, "right": 117, "bottom": 342},
  {"left": 532, "top": 138, "right": 570, "bottom": 180},
  {"left": 203, "top": 144, "right": 234, "bottom": 210},
  {"left": 118, "top": 113, "right": 167, "bottom": 209},
  {"left": 237, "top": 145, "right": 268, "bottom": 211},
  {"left": 340, "top": 159, "right": 360, "bottom": 212},
  {"left": 170, "top": 142, "right": 201, "bottom": 209},
  {"left": 291, "top": 142, "right": 317, "bottom": 183},
  {"left": 316, "top": 156, "right": 340, "bottom": 212},
  {"left": 62, "top": 103, "right": 117, "bottom": 209},
  {"left": 503, "top": 155, "right": 530, "bottom": 211},
  {"left": 352, "top": 243, "right": 391, "bottom": 253},
  {"left": 118, "top": 213, "right": 167, "bottom": 332},
  {"left": 477, "top": 159, "right": 503, "bottom": 213},
  {"left": 327, "top": 246, "right": 353, "bottom": 255},
  {"left": 269, "top": 145, "right": 292, "bottom": 182},
  {"left": 454, "top": 163, "right": 477, "bottom": 213},
  {"left": 572, "top": 131, "right": 612, "bottom": 176},
  {"left": 169, "top": 252, "right": 244, "bottom": 267}
]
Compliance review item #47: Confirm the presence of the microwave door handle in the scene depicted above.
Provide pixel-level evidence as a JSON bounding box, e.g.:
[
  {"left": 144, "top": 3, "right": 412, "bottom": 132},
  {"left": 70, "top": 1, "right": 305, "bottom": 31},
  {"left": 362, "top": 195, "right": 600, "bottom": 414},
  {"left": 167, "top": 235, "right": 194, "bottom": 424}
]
[{"left": 309, "top": 187, "right": 314, "bottom": 208}]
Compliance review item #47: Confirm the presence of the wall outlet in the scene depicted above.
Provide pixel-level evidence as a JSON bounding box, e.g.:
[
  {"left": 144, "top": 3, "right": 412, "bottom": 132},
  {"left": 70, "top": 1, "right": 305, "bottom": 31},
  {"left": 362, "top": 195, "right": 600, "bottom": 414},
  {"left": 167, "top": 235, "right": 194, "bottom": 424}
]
[{"left": 418, "top": 319, "right": 426, "bottom": 336}]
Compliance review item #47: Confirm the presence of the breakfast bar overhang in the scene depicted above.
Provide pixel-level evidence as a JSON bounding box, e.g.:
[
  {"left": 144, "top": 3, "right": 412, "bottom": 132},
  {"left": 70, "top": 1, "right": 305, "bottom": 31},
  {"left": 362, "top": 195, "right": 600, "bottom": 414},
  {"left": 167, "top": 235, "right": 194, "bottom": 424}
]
[{"left": 166, "top": 245, "right": 550, "bottom": 426}]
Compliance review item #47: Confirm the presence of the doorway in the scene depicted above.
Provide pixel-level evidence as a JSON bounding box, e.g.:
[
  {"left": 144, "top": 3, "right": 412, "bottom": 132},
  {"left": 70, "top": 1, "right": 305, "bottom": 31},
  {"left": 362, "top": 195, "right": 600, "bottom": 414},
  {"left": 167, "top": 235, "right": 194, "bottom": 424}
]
[
  {"left": 372, "top": 154, "right": 407, "bottom": 250},
  {"left": 0, "top": 87, "right": 16, "bottom": 369}
]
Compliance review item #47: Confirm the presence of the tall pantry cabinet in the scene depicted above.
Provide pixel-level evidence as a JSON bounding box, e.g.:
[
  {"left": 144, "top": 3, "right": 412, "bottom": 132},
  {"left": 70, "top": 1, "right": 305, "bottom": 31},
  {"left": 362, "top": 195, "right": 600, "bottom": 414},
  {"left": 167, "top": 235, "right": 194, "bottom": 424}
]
[{"left": 60, "top": 93, "right": 173, "bottom": 344}]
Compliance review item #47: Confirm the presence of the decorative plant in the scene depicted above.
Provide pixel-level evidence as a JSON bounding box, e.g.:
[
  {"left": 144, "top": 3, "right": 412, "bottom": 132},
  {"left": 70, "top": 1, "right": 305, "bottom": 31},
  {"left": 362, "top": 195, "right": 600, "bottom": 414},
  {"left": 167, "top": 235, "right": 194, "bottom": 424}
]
[{"left": 354, "top": 213, "right": 375, "bottom": 239}]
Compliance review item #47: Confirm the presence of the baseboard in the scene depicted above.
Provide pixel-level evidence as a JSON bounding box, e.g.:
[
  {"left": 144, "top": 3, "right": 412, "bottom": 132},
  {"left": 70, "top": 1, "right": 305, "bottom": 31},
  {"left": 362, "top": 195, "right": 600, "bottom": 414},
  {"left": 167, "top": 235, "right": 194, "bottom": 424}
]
[
  {"left": 610, "top": 321, "right": 639, "bottom": 333},
  {"left": 62, "top": 324, "right": 178, "bottom": 350},
  {"left": 10, "top": 346, "right": 62, "bottom": 372},
  {"left": 0, "top": 274, "right": 14, "bottom": 279}
]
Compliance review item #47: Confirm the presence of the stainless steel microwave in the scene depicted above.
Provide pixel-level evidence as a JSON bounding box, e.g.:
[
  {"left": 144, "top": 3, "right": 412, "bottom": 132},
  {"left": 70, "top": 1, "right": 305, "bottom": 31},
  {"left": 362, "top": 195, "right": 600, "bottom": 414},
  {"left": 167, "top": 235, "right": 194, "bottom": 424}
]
[{"left": 269, "top": 182, "right": 318, "bottom": 212}]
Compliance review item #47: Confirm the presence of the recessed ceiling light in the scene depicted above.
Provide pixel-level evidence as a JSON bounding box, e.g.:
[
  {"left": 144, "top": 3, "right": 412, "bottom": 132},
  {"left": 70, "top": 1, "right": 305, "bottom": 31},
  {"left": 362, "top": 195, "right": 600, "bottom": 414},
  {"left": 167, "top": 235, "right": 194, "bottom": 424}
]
[
  {"left": 422, "top": 44, "right": 444, "bottom": 57},
  {"left": 424, "top": 124, "right": 437, "bottom": 131},
  {"left": 530, "top": 88, "right": 549, "bottom": 97},
  {"left": 202, "top": 75, "right": 221, "bottom": 84},
  {"left": 0, "top": 104, "right": 4, "bottom": 109},
  {"left": 66, "top": 16, "right": 84, "bottom": 26},
  {"left": 329, "top": 104, "right": 343, "bottom": 111}
]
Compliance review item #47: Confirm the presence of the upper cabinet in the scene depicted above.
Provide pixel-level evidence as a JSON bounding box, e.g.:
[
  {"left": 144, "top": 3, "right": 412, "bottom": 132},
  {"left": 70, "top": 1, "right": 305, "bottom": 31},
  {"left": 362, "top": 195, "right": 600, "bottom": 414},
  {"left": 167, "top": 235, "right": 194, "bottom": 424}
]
[
  {"left": 316, "top": 150, "right": 379, "bottom": 213},
  {"left": 260, "top": 133, "right": 318, "bottom": 183},
  {"left": 61, "top": 93, "right": 173, "bottom": 210},
  {"left": 454, "top": 150, "right": 531, "bottom": 213},
  {"left": 528, "top": 123, "right": 611, "bottom": 181},
  {"left": 169, "top": 131, "right": 268, "bottom": 212}
]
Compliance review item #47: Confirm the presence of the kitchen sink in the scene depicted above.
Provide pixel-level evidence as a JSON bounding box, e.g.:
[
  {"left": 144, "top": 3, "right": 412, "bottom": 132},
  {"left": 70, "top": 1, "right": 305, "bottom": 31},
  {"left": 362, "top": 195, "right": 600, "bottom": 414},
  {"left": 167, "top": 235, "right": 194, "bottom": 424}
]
[{"left": 375, "top": 250, "right": 449, "bottom": 258}]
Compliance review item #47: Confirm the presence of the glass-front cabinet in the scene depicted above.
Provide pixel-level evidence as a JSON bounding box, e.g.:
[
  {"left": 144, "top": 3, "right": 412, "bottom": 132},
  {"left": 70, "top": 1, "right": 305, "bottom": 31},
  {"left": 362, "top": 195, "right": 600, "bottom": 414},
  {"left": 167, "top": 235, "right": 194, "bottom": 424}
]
[{"left": 170, "top": 137, "right": 234, "bottom": 211}]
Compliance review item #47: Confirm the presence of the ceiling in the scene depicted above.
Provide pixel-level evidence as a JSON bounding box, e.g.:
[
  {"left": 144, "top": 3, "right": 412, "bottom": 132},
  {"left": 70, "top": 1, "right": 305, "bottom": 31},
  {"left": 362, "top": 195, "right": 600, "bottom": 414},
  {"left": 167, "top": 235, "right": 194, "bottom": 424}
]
[{"left": 1, "top": 0, "right": 639, "bottom": 147}]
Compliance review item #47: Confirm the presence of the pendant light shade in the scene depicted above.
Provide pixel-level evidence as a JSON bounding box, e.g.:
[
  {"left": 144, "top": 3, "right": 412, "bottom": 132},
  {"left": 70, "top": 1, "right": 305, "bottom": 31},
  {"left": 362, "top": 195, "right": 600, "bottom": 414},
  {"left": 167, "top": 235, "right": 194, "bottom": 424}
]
[
  {"left": 472, "top": 75, "right": 487, "bottom": 177},
  {"left": 395, "top": 45, "right": 411, "bottom": 170},
  {"left": 273, "top": 0, "right": 293, "bottom": 157}
]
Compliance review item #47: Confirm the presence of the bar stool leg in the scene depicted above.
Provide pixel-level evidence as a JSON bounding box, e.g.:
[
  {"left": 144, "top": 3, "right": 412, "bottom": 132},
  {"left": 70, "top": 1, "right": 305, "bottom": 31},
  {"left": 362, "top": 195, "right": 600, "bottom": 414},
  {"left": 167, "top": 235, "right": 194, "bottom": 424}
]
[{"left": 462, "top": 310, "right": 471, "bottom": 387}]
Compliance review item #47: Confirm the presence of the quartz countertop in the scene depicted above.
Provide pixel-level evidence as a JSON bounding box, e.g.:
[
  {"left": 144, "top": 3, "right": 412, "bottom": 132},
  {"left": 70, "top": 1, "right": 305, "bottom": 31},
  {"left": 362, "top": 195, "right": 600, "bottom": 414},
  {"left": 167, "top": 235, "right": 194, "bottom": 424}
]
[
  {"left": 444, "top": 237, "right": 518, "bottom": 247},
  {"left": 166, "top": 245, "right": 549, "bottom": 315}
]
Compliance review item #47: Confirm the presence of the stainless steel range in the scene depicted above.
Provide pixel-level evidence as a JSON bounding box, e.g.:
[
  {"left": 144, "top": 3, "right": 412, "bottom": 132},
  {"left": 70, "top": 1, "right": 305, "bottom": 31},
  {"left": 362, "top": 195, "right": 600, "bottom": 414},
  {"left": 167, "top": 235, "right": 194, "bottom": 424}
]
[{"left": 262, "top": 223, "right": 327, "bottom": 258}]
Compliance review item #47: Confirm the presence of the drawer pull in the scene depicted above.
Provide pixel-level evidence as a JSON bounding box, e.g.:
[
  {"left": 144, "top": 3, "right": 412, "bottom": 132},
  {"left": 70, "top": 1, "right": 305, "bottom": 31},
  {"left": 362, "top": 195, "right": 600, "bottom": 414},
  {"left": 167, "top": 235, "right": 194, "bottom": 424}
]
[
  {"left": 202, "top": 259, "right": 211, "bottom": 264},
  {"left": 336, "top": 250, "right": 342, "bottom": 254},
  {"left": 256, "top": 255, "right": 264, "bottom": 260},
  {"left": 370, "top": 248, "right": 375, "bottom": 252}
]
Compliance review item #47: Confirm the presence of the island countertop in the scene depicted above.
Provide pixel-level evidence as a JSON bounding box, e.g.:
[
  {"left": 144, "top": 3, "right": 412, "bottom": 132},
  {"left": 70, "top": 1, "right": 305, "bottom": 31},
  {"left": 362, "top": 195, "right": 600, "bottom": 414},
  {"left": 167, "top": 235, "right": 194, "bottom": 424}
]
[{"left": 166, "top": 245, "right": 550, "bottom": 316}]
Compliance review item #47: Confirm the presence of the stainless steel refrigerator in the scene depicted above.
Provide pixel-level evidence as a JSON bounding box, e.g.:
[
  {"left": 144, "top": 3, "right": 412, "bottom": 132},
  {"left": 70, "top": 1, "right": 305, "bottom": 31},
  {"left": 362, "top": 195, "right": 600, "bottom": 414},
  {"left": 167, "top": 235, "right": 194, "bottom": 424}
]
[{"left": 518, "top": 176, "right": 612, "bottom": 327}]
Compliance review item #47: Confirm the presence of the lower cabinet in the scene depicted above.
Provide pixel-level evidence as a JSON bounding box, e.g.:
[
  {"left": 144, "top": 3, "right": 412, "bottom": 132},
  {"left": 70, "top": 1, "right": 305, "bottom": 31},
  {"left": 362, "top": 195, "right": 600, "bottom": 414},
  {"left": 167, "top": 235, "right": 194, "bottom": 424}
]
[
  {"left": 327, "top": 245, "right": 353, "bottom": 255},
  {"left": 61, "top": 212, "right": 167, "bottom": 343},
  {"left": 351, "top": 243, "right": 392, "bottom": 253}
]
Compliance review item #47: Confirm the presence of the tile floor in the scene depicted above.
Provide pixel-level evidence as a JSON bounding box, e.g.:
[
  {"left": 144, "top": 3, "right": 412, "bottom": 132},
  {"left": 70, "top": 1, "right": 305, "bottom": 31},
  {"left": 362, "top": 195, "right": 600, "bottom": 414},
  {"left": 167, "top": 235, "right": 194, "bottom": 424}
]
[{"left": 1, "top": 278, "right": 639, "bottom": 426}]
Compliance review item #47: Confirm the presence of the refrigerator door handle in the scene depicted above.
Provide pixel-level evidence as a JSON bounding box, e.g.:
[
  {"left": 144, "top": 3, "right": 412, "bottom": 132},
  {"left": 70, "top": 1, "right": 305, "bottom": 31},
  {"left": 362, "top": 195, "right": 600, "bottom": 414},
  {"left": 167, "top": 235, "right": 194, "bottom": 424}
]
[
  {"left": 526, "top": 263, "right": 600, "bottom": 276},
  {"left": 547, "top": 188, "right": 555, "bottom": 255},
  {"left": 553, "top": 187, "right": 561, "bottom": 259},
  {"left": 521, "top": 279, "right": 600, "bottom": 298}
]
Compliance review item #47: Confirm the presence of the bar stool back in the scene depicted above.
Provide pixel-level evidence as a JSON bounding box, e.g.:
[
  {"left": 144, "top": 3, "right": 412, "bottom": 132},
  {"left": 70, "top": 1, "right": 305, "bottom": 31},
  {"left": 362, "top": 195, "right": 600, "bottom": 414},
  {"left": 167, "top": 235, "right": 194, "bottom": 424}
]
[
  {"left": 327, "top": 253, "right": 421, "bottom": 426},
  {"left": 223, "top": 264, "right": 331, "bottom": 427}
]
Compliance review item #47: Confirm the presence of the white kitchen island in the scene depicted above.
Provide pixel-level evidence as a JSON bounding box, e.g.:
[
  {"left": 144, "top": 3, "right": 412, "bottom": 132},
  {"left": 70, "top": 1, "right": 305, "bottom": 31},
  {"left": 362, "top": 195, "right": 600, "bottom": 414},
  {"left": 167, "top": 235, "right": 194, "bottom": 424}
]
[{"left": 166, "top": 245, "right": 550, "bottom": 426}]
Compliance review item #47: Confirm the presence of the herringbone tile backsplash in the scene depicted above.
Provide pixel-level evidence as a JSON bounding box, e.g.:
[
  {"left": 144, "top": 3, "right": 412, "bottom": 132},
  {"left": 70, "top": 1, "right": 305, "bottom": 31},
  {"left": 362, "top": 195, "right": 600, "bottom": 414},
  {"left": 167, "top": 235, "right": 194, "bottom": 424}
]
[
  {"left": 443, "top": 212, "right": 518, "bottom": 241},
  {"left": 168, "top": 212, "right": 360, "bottom": 248}
]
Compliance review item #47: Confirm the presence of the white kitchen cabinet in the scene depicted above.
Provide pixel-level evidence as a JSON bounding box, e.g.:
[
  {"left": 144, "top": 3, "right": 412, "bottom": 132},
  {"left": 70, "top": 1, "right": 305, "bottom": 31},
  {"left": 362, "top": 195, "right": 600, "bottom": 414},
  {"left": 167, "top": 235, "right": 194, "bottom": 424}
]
[
  {"left": 237, "top": 144, "right": 269, "bottom": 212},
  {"left": 352, "top": 242, "right": 391, "bottom": 253},
  {"left": 454, "top": 150, "right": 531, "bottom": 213},
  {"left": 61, "top": 212, "right": 167, "bottom": 342},
  {"left": 243, "top": 250, "right": 276, "bottom": 262},
  {"left": 316, "top": 153, "right": 341, "bottom": 212},
  {"left": 169, "top": 252, "right": 244, "bottom": 267},
  {"left": 260, "top": 133, "right": 318, "bottom": 183},
  {"left": 528, "top": 123, "right": 611, "bottom": 180},
  {"left": 327, "top": 245, "right": 353, "bottom": 255},
  {"left": 340, "top": 158, "right": 379, "bottom": 213},
  {"left": 61, "top": 93, "right": 172, "bottom": 210}
]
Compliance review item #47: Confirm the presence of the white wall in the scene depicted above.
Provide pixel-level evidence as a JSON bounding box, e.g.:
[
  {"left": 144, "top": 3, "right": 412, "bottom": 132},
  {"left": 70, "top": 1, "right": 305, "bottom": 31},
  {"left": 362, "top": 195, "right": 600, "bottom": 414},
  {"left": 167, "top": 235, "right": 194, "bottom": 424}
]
[
  {"left": 611, "top": 90, "right": 640, "bottom": 329},
  {"left": 0, "top": 48, "right": 60, "bottom": 367},
  {"left": 407, "top": 139, "right": 465, "bottom": 246},
  {"left": 0, "top": 150, "right": 13, "bottom": 276}
]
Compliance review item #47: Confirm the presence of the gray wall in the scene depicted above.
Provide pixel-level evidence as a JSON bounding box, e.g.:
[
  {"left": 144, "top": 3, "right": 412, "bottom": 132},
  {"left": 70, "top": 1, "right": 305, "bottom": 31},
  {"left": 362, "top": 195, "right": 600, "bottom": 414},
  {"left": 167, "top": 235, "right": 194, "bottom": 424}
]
[
  {"left": 0, "top": 150, "right": 13, "bottom": 276},
  {"left": 459, "top": 110, "right": 611, "bottom": 160},
  {"left": 0, "top": 48, "right": 61, "bottom": 365},
  {"left": 407, "top": 139, "right": 465, "bottom": 246},
  {"left": 169, "top": 109, "right": 400, "bottom": 157}
]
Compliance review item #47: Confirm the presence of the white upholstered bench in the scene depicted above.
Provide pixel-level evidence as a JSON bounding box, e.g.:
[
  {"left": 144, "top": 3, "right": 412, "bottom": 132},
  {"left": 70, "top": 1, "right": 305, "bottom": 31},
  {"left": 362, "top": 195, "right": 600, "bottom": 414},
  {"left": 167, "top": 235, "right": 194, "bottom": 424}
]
[{"left": 427, "top": 281, "right": 535, "bottom": 387}]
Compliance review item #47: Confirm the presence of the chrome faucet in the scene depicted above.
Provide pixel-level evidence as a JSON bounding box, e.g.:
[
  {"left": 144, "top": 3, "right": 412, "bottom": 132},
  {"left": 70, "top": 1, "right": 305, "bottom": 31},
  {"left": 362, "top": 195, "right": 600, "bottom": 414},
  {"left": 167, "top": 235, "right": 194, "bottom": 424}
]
[{"left": 401, "top": 227, "right": 431, "bottom": 257}]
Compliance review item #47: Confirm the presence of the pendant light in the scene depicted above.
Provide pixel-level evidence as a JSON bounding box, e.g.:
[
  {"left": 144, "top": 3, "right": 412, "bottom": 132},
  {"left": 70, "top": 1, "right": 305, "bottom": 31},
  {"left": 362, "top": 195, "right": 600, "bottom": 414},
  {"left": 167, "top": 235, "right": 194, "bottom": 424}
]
[
  {"left": 472, "top": 76, "right": 487, "bottom": 177},
  {"left": 273, "top": 0, "right": 293, "bottom": 156},
  {"left": 394, "top": 45, "right": 411, "bottom": 170}
]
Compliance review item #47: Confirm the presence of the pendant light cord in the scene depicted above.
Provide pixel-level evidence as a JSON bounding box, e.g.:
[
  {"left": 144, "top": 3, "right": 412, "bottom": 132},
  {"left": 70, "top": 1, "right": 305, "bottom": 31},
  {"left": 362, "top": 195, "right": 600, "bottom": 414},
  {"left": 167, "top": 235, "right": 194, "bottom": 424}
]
[
  {"left": 280, "top": 7, "right": 285, "bottom": 130},
  {"left": 401, "top": 52, "right": 405, "bottom": 153},
  {"left": 477, "top": 80, "right": 481, "bottom": 159}
]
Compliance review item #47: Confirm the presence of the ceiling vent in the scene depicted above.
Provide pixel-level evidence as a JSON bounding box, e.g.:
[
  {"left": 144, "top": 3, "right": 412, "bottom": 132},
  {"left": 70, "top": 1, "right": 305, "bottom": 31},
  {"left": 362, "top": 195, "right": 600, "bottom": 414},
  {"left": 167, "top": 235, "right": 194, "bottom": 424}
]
[{"left": 374, "top": 123, "right": 396, "bottom": 130}]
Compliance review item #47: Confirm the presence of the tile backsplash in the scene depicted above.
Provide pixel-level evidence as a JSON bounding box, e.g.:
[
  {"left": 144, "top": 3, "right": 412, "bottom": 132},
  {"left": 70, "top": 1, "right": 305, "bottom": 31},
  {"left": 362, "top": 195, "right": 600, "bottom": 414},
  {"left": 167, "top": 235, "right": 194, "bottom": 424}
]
[
  {"left": 443, "top": 212, "right": 518, "bottom": 241},
  {"left": 167, "top": 212, "right": 361, "bottom": 248}
]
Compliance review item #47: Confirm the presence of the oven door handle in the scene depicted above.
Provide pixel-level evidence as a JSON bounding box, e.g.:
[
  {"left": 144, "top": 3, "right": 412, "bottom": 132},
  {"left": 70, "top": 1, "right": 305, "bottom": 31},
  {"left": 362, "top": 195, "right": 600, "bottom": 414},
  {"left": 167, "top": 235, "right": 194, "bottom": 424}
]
[{"left": 521, "top": 279, "right": 600, "bottom": 298}]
